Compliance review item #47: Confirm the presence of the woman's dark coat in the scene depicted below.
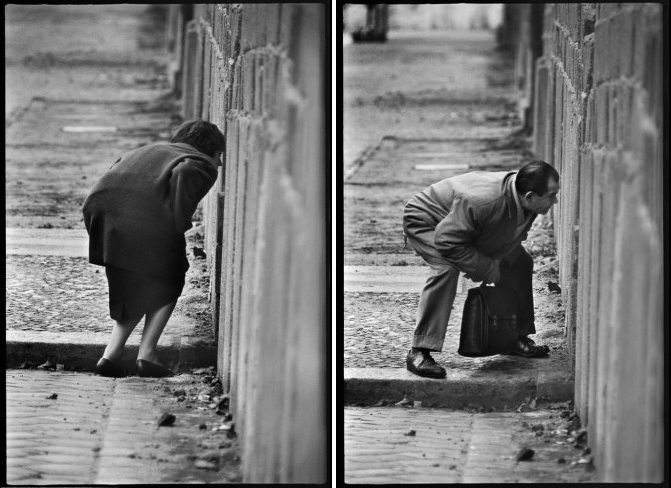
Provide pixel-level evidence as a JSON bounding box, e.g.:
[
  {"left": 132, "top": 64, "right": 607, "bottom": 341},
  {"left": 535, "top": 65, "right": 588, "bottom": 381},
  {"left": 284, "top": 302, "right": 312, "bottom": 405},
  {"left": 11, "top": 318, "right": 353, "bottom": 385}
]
[{"left": 82, "top": 142, "right": 218, "bottom": 280}]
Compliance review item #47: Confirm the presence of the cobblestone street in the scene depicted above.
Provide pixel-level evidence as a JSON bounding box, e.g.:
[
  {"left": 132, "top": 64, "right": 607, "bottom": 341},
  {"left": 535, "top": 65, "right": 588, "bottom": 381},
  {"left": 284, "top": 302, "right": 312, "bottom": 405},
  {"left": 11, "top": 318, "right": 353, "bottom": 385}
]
[{"left": 6, "top": 247, "right": 212, "bottom": 341}]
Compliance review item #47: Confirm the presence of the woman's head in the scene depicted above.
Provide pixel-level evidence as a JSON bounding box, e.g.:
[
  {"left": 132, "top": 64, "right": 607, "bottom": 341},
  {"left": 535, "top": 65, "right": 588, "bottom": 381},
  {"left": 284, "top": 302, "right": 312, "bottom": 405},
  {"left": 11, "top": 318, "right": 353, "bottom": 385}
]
[{"left": 170, "top": 119, "right": 225, "bottom": 159}]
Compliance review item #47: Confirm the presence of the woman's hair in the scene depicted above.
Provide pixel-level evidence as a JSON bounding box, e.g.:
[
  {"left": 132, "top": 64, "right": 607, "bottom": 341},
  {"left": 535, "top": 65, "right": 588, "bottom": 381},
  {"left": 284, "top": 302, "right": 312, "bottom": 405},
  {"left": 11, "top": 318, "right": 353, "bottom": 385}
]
[
  {"left": 515, "top": 160, "right": 559, "bottom": 196},
  {"left": 170, "top": 119, "right": 225, "bottom": 158}
]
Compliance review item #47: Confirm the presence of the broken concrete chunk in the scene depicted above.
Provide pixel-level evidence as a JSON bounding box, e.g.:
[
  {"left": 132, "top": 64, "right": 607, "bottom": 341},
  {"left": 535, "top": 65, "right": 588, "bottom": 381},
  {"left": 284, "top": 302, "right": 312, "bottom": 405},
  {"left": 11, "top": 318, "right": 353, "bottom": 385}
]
[
  {"left": 396, "top": 396, "right": 412, "bottom": 407},
  {"left": 158, "top": 413, "right": 176, "bottom": 427},
  {"left": 515, "top": 447, "right": 535, "bottom": 462},
  {"left": 38, "top": 361, "right": 57, "bottom": 370},
  {"left": 194, "top": 460, "right": 217, "bottom": 470}
]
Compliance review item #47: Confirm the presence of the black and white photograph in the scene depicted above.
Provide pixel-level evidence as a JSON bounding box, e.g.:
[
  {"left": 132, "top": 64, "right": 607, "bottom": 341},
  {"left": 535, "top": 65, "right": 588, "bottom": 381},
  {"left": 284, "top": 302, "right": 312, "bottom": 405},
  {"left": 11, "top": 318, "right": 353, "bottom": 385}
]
[
  {"left": 342, "top": 3, "right": 665, "bottom": 483},
  {"left": 6, "top": 4, "right": 327, "bottom": 484}
]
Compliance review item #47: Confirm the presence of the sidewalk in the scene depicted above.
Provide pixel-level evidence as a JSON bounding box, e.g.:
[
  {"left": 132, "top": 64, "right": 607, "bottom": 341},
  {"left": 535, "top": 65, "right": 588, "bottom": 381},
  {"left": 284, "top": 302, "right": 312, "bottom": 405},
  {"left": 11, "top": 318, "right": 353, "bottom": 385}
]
[
  {"left": 6, "top": 368, "right": 241, "bottom": 484},
  {"left": 5, "top": 4, "right": 216, "bottom": 374},
  {"left": 342, "top": 29, "right": 581, "bottom": 482},
  {"left": 345, "top": 406, "right": 595, "bottom": 483},
  {"left": 5, "top": 6, "right": 234, "bottom": 485},
  {"left": 6, "top": 226, "right": 216, "bottom": 373}
]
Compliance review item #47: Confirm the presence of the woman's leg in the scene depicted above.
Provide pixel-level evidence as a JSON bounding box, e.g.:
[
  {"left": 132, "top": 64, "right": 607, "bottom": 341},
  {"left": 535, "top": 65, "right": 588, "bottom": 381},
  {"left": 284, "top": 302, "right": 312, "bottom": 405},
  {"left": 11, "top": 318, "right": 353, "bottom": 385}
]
[
  {"left": 103, "top": 316, "right": 142, "bottom": 362},
  {"left": 137, "top": 299, "right": 178, "bottom": 364}
]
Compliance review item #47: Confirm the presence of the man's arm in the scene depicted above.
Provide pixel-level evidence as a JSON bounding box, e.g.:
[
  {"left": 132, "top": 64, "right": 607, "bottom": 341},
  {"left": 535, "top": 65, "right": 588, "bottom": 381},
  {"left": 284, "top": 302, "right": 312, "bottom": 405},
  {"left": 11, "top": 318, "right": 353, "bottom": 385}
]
[{"left": 433, "top": 196, "right": 500, "bottom": 283}]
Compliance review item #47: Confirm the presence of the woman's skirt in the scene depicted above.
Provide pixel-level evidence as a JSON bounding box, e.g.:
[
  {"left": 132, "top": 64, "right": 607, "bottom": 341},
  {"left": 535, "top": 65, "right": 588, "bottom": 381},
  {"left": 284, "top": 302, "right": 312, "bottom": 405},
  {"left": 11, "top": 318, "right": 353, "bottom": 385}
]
[{"left": 105, "top": 265, "right": 185, "bottom": 322}]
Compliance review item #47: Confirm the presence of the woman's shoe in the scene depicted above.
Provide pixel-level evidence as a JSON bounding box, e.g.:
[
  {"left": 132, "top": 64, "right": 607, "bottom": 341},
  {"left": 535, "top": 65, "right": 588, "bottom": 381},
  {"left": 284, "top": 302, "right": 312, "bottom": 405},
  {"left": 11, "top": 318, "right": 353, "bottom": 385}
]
[
  {"left": 136, "top": 359, "right": 174, "bottom": 377},
  {"left": 95, "top": 357, "right": 127, "bottom": 377},
  {"left": 509, "top": 337, "right": 550, "bottom": 358}
]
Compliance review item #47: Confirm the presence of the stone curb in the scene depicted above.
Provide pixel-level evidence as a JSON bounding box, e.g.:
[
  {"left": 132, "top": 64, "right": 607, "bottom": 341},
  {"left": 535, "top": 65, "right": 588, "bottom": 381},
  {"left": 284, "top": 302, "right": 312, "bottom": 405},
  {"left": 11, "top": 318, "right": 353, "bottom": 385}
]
[
  {"left": 6, "top": 333, "right": 217, "bottom": 373},
  {"left": 344, "top": 367, "right": 573, "bottom": 408}
]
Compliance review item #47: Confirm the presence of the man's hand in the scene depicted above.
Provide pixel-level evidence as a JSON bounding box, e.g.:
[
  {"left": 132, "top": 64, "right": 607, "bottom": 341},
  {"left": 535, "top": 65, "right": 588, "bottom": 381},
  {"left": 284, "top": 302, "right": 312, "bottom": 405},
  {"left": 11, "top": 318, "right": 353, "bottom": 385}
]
[{"left": 484, "top": 259, "right": 501, "bottom": 284}]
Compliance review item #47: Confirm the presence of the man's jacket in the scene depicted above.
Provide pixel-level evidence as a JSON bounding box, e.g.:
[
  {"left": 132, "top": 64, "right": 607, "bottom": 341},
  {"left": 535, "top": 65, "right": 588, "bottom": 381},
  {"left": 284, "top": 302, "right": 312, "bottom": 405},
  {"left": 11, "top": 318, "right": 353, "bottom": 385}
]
[
  {"left": 82, "top": 142, "right": 218, "bottom": 280},
  {"left": 403, "top": 171, "right": 536, "bottom": 282}
]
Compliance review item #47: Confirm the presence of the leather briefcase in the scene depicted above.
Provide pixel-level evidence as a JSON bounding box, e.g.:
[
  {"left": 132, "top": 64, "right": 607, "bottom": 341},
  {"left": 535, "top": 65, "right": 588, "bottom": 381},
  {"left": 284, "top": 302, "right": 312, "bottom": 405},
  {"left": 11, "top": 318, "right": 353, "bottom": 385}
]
[{"left": 458, "top": 283, "right": 521, "bottom": 357}]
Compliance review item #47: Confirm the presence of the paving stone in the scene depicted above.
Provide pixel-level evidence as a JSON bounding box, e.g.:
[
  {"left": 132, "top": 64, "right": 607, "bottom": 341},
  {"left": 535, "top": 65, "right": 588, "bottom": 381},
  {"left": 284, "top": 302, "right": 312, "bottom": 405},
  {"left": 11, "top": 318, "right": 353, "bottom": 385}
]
[
  {"left": 345, "top": 407, "right": 596, "bottom": 483},
  {"left": 5, "top": 467, "right": 43, "bottom": 481}
]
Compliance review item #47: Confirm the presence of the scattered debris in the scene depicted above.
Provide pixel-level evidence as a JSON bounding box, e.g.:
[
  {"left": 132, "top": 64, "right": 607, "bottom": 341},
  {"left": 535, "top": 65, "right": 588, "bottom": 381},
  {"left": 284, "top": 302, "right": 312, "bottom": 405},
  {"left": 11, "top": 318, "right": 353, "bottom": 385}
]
[
  {"left": 194, "top": 459, "right": 217, "bottom": 470},
  {"left": 46, "top": 393, "right": 58, "bottom": 400},
  {"left": 38, "top": 360, "right": 57, "bottom": 370},
  {"left": 192, "top": 367, "right": 215, "bottom": 375},
  {"left": 516, "top": 447, "right": 535, "bottom": 462},
  {"left": 158, "top": 413, "right": 176, "bottom": 427},
  {"left": 213, "top": 422, "right": 236, "bottom": 439},
  {"left": 517, "top": 397, "right": 538, "bottom": 412},
  {"left": 404, "top": 429, "right": 416, "bottom": 437},
  {"left": 199, "top": 423, "right": 207, "bottom": 430},
  {"left": 173, "top": 389, "right": 187, "bottom": 397},
  {"left": 395, "top": 396, "right": 413, "bottom": 407},
  {"left": 548, "top": 281, "right": 562, "bottom": 293},
  {"left": 217, "top": 395, "right": 230, "bottom": 412}
]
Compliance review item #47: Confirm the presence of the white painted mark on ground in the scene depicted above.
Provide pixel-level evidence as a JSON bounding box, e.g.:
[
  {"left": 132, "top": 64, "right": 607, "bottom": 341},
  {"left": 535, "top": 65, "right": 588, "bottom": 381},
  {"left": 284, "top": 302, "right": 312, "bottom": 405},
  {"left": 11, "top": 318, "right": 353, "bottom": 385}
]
[
  {"left": 414, "top": 163, "right": 470, "bottom": 171},
  {"left": 344, "top": 265, "right": 474, "bottom": 293},
  {"left": 6, "top": 227, "right": 89, "bottom": 257},
  {"left": 62, "top": 126, "right": 118, "bottom": 133}
]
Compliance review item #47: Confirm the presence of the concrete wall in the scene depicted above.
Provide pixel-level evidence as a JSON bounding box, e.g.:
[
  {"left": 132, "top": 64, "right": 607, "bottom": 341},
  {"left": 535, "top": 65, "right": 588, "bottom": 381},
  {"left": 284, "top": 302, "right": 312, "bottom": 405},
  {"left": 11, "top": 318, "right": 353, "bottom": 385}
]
[
  {"left": 509, "top": 3, "right": 664, "bottom": 482},
  {"left": 170, "top": 4, "right": 326, "bottom": 483},
  {"left": 498, "top": 5, "right": 544, "bottom": 132}
]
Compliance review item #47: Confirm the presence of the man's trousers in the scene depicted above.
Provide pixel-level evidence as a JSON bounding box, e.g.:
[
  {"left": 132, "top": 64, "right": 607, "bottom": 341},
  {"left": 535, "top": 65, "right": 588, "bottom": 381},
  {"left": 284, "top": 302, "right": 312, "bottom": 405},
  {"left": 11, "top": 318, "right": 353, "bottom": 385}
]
[{"left": 403, "top": 218, "right": 536, "bottom": 352}]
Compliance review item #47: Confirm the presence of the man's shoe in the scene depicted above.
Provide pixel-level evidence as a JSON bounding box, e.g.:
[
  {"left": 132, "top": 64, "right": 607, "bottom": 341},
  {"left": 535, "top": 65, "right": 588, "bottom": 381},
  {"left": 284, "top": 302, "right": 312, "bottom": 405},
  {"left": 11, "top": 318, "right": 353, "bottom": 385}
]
[
  {"left": 508, "top": 336, "right": 550, "bottom": 358},
  {"left": 406, "top": 349, "right": 446, "bottom": 378},
  {"left": 95, "top": 357, "right": 127, "bottom": 378},
  {"left": 136, "top": 359, "right": 174, "bottom": 378}
]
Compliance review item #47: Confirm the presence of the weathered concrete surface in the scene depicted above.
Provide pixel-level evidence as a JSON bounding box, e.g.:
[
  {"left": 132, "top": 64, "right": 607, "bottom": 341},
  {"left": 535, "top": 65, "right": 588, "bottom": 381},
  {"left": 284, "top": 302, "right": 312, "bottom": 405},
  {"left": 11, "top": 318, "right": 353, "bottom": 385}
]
[
  {"left": 509, "top": 3, "right": 664, "bottom": 481},
  {"left": 344, "top": 367, "right": 573, "bottom": 408},
  {"left": 180, "top": 5, "right": 326, "bottom": 483},
  {"left": 345, "top": 407, "right": 596, "bottom": 484},
  {"left": 6, "top": 330, "right": 217, "bottom": 373},
  {"left": 6, "top": 369, "right": 241, "bottom": 484}
]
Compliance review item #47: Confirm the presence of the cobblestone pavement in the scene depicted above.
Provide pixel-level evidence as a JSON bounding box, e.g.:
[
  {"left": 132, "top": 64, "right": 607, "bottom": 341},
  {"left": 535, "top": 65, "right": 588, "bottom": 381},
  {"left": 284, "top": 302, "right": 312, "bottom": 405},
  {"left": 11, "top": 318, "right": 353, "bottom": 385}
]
[
  {"left": 6, "top": 369, "right": 241, "bottom": 484},
  {"left": 343, "top": 254, "right": 569, "bottom": 372},
  {"left": 344, "top": 407, "right": 596, "bottom": 483},
  {"left": 5, "top": 250, "right": 214, "bottom": 342}
]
